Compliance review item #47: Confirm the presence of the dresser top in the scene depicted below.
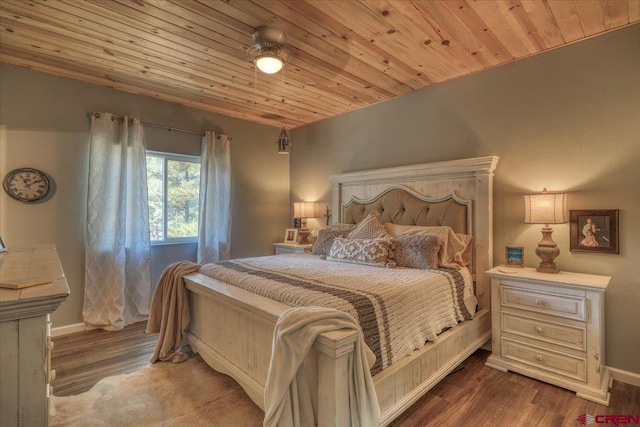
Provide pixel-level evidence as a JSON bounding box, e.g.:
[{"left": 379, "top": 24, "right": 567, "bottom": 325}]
[
  {"left": 0, "top": 244, "right": 70, "bottom": 305},
  {"left": 486, "top": 266, "right": 610, "bottom": 290}
]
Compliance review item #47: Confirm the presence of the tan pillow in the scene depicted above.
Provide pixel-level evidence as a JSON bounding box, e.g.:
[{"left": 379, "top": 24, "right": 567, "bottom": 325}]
[
  {"left": 312, "top": 224, "right": 356, "bottom": 255},
  {"left": 327, "top": 237, "right": 395, "bottom": 268},
  {"left": 393, "top": 235, "right": 440, "bottom": 270},
  {"left": 384, "top": 224, "right": 471, "bottom": 269},
  {"left": 457, "top": 233, "right": 474, "bottom": 266},
  {"left": 347, "top": 212, "right": 392, "bottom": 240}
]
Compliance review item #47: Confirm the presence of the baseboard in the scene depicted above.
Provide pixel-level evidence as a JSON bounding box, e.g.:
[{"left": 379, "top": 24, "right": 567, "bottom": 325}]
[
  {"left": 607, "top": 366, "right": 640, "bottom": 387},
  {"left": 51, "top": 322, "right": 86, "bottom": 337}
]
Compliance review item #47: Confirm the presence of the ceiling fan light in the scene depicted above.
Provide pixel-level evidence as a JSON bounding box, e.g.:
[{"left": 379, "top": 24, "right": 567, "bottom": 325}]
[{"left": 255, "top": 55, "right": 284, "bottom": 74}]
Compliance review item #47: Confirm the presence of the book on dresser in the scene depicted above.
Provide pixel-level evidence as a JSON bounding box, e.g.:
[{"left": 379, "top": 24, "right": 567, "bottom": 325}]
[
  {"left": 484, "top": 266, "right": 612, "bottom": 405},
  {"left": 0, "top": 276, "right": 54, "bottom": 289}
]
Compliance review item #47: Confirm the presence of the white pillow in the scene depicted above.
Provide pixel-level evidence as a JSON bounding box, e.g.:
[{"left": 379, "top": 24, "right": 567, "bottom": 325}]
[
  {"left": 347, "top": 212, "right": 392, "bottom": 240},
  {"left": 384, "top": 224, "right": 471, "bottom": 269},
  {"left": 327, "top": 237, "right": 395, "bottom": 268}
]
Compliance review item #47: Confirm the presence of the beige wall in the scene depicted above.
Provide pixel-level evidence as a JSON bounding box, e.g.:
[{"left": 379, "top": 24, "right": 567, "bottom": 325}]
[
  {"left": 0, "top": 64, "right": 290, "bottom": 327},
  {"left": 290, "top": 25, "right": 640, "bottom": 373}
]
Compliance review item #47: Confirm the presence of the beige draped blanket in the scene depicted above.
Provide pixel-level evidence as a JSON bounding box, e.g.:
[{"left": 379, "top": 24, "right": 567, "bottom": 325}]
[
  {"left": 146, "top": 261, "right": 201, "bottom": 363},
  {"left": 263, "top": 306, "right": 380, "bottom": 427}
]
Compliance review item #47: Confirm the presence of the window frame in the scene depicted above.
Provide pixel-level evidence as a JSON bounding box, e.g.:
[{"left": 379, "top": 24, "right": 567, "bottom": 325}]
[{"left": 146, "top": 150, "right": 201, "bottom": 245}]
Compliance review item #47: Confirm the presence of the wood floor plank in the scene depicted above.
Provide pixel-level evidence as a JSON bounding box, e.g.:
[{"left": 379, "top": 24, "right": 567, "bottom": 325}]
[{"left": 52, "top": 322, "right": 640, "bottom": 426}]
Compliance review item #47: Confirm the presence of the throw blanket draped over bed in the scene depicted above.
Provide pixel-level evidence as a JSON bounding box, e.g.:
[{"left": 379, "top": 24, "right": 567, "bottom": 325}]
[
  {"left": 264, "top": 307, "right": 380, "bottom": 427},
  {"left": 147, "top": 261, "right": 201, "bottom": 363},
  {"left": 199, "top": 253, "right": 476, "bottom": 375}
]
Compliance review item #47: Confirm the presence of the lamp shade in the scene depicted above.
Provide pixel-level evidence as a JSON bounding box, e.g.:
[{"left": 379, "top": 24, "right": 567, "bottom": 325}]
[
  {"left": 524, "top": 191, "right": 568, "bottom": 224},
  {"left": 294, "top": 201, "right": 317, "bottom": 219},
  {"left": 255, "top": 55, "right": 284, "bottom": 74}
]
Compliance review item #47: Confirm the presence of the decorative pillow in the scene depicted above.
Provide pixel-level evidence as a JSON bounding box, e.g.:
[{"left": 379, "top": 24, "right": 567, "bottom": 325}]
[
  {"left": 312, "top": 224, "right": 356, "bottom": 255},
  {"left": 384, "top": 224, "right": 471, "bottom": 269},
  {"left": 393, "top": 235, "right": 440, "bottom": 270},
  {"left": 327, "top": 237, "right": 395, "bottom": 268},
  {"left": 347, "top": 212, "right": 392, "bottom": 240}
]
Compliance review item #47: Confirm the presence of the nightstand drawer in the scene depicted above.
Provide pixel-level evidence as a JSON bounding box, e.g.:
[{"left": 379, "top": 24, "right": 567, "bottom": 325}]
[
  {"left": 501, "top": 286, "right": 585, "bottom": 321},
  {"left": 501, "top": 312, "right": 586, "bottom": 351},
  {"left": 502, "top": 338, "right": 586, "bottom": 382}
]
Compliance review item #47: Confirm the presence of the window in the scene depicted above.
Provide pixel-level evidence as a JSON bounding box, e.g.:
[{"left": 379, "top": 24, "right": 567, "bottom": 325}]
[{"left": 146, "top": 151, "right": 201, "bottom": 243}]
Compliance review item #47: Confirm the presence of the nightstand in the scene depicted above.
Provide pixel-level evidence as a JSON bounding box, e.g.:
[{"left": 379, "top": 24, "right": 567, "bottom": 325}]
[
  {"left": 273, "top": 242, "right": 313, "bottom": 255},
  {"left": 485, "top": 267, "right": 612, "bottom": 405}
]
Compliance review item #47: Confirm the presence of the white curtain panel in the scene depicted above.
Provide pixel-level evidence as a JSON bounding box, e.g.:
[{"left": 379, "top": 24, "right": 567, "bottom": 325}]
[
  {"left": 197, "top": 132, "right": 232, "bottom": 264},
  {"left": 84, "top": 113, "right": 152, "bottom": 330}
]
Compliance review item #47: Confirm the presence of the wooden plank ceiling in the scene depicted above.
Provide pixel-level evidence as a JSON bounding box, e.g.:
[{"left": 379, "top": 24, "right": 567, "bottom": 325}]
[{"left": 1, "top": 0, "right": 638, "bottom": 128}]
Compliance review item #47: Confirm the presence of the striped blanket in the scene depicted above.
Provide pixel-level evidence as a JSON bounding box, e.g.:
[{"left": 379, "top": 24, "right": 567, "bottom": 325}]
[{"left": 198, "top": 253, "right": 476, "bottom": 375}]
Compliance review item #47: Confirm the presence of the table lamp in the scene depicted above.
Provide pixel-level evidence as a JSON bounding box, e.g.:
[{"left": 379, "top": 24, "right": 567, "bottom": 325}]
[
  {"left": 293, "top": 201, "right": 317, "bottom": 244},
  {"left": 524, "top": 188, "right": 568, "bottom": 273}
]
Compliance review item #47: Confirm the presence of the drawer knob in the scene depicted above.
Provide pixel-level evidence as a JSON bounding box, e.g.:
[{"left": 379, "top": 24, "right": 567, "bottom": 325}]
[
  {"left": 535, "top": 299, "right": 544, "bottom": 306},
  {"left": 536, "top": 355, "right": 544, "bottom": 362},
  {"left": 535, "top": 326, "right": 543, "bottom": 333}
]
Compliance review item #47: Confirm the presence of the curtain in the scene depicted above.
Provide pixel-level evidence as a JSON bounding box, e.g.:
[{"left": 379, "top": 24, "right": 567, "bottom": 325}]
[
  {"left": 84, "top": 113, "right": 152, "bottom": 330},
  {"left": 197, "top": 132, "right": 231, "bottom": 264}
]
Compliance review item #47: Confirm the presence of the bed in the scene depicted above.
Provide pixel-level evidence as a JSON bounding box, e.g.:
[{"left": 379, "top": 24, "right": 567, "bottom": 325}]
[{"left": 183, "top": 156, "right": 499, "bottom": 426}]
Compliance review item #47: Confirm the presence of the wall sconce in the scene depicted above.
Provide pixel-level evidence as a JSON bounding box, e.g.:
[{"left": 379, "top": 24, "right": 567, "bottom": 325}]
[
  {"left": 293, "top": 201, "right": 318, "bottom": 244},
  {"left": 324, "top": 206, "right": 331, "bottom": 226},
  {"left": 277, "top": 127, "right": 290, "bottom": 154},
  {"left": 524, "top": 188, "right": 568, "bottom": 273}
]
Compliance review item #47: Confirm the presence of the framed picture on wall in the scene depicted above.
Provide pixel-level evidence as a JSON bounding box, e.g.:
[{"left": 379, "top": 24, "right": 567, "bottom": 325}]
[
  {"left": 284, "top": 228, "right": 298, "bottom": 244},
  {"left": 570, "top": 210, "right": 619, "bottom": 254},
  {"left": 505, "top": 246, "right": 524, "bottom": 267}
]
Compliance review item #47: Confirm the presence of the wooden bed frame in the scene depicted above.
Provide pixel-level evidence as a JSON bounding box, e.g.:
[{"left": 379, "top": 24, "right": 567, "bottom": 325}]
[{"left": 184, "top": 156, "right": 499, "bottom": 426}]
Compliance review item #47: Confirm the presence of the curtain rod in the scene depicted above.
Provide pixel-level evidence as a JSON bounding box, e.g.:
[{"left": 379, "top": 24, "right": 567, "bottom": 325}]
[
  {"left": 88, "top": 112, "right": 231, "bottom": 139},
  {"left": 140, "top": 121, "right": 204, "bottom": 137}
]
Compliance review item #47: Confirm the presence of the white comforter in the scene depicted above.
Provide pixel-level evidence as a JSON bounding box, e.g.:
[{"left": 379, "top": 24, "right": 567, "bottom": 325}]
[{"left": 199, "top": 253, "right": 476, "bottom": 375}]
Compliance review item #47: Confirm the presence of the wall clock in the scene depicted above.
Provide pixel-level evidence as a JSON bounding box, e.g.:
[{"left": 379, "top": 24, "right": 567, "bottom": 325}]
[{"left": 3, "top": 168, "right": 51, "bottom": 203}]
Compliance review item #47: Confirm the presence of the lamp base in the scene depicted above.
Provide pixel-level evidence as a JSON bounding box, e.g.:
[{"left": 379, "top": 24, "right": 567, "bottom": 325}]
[
  {"left": 535, "top": 226, "right": 560, "bottom": 274},
  {"left": 298, "top": 227, "right": 311, "bottom": 245}
]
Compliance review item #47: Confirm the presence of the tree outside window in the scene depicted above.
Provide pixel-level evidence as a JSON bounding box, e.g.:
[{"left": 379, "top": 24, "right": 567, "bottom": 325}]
[{"left": 146, "top": 151, "right": 200, "bottom": 243}]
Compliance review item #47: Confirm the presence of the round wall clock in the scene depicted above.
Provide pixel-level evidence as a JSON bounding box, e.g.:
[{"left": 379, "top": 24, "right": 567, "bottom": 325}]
[{"left": 3, "top": 168, "right": 51, "bottom": 203}]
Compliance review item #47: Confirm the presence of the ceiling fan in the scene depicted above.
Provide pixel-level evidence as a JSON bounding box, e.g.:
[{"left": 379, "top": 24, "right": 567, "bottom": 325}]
[{"left": 247, "top": 26, "right": 291, "bottom": 74}]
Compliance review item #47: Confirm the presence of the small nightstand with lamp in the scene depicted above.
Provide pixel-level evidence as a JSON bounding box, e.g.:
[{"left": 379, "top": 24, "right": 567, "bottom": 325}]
[{"left": 486, "top": 188, "right": 613, "bottom": 405}]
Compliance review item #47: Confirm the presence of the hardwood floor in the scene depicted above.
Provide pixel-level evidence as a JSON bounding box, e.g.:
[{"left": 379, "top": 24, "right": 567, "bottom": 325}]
[
  {"left": 51, "top": 321, "right": 156, "bottom": 396},
  {"left": 52, "top": 323, "right": 640, "bottom": 426}
]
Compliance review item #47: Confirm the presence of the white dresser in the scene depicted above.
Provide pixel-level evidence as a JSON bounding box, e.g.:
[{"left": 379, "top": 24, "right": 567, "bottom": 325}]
[
  {"left": 0, "top": 245, "right": 70, "bottom": 426},
  {"left": 485, "top": 267, "right": 612, "bottom": 405},
  {"left": 273, "top": 242, "right": 313, "bottom": 255}
]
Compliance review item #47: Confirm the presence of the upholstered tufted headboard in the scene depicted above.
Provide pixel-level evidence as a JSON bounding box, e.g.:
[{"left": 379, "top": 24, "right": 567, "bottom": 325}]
[
  {"left": 329, "top": 156, "right": 499, "bottom": 311},
  {"left": 342, "top": 187, "right": 470, "bottom": 235}
]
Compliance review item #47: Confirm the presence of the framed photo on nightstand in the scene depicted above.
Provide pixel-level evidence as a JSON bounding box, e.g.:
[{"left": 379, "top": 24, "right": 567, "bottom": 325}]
[
  {"left": 284, "top": 228, "right": 298, "bottom": 244},
  {"left": 505, "top": 246, "right": 524, "bottom": 267}
]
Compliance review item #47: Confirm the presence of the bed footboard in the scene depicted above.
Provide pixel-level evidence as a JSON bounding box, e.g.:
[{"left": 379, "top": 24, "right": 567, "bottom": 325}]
[
  {"left": 185, "top": 272, "right": 359, "bottom": 426},
  {"left": 184, "top": 272, "right": 491, "bottom": 427}
]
